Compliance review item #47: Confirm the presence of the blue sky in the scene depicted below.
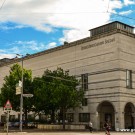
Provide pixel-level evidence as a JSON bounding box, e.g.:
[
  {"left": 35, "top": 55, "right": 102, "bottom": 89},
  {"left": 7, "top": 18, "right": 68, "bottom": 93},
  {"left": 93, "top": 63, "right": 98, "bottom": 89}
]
[{"left": 0, "top": 0, "right": 134, "bottom": 59}]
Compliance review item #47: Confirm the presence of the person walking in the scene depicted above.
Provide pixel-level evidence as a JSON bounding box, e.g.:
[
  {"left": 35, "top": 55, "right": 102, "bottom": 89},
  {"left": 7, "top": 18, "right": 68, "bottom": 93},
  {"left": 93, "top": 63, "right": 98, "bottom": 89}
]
[
  {"left": 89, "top": 121, "right": 93, "bottom": 133},
  {"left": 104, "top": 121, "right": 111, "bottom": 135}
]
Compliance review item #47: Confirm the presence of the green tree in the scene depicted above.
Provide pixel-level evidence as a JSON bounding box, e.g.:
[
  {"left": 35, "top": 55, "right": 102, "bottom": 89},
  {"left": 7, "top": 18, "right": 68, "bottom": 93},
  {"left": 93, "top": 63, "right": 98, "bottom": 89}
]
[
  {"left": 0, "top": 63, "right": 33, "bottom": 124},
  {"left": 33, "top": 67, "right": 84, "bottom": 129},
  {"left": 32, "top": 69, "right": 60, "bottom": 123},
  {"left": 52, "top": 68, "right": 84, "bottom": 129}
]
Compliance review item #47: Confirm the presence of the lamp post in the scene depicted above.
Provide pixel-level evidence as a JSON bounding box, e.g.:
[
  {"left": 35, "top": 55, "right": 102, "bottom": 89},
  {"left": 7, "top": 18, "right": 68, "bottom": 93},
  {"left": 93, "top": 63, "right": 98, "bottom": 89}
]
[{"left": 16, "top": 54, "right": 23, "bottom": 132}]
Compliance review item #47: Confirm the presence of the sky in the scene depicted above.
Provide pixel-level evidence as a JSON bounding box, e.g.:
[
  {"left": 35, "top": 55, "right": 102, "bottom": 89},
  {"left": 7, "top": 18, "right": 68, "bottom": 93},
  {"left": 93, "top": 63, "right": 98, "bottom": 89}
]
[{"left": 0, "top": 0, "right": 134, "bottom": 59}]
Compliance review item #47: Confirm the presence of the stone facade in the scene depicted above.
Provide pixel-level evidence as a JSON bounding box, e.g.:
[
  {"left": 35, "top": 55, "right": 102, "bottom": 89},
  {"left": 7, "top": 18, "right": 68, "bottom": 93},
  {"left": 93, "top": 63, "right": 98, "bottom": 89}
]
[{"left": 0, "top": 21, "right": 135, "bottom": 130}]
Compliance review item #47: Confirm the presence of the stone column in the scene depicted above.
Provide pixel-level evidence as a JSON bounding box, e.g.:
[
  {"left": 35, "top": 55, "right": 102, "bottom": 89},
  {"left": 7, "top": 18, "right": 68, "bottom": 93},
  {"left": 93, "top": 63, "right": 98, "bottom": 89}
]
[
  {"left": 74, "top": 112, "right": 78, "bottom": 124},
  {"left": 89, "top": 102, "right": 99, "bottom": 130},
  {"left": 90, "top": 111, "right": 100, "bottom": 130},
  {"left": 115, "top": 110, "right": 125, "bottom": 130},
  {"left": 114, "top": 101, "right": 126, "bottom": 131}
]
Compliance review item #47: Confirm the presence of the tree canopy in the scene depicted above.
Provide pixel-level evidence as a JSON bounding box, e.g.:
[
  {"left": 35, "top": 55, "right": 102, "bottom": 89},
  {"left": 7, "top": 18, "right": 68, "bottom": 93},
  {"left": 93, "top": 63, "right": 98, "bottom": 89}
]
[
  {"left": 0, "top": 63, "right": 33, "bottom": 113},
  {"left": 32, "top": 67, "right": 84, "bottom": 128},
  {"left": 0, "top": 65, "right": 84, "bottom": 129}
]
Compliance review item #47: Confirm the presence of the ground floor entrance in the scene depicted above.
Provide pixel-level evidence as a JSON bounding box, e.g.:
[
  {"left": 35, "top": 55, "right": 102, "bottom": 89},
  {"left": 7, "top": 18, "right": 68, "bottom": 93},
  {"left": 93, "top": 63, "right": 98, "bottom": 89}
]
[
  {"left": 124, "top": 102, "right": 135, "bottom": 129},
  {"left": 93, "top": 101, "right": 135, "bottom": 130},
  {"left": 97, "top": 101, "right": 115, "bottom": 130}
]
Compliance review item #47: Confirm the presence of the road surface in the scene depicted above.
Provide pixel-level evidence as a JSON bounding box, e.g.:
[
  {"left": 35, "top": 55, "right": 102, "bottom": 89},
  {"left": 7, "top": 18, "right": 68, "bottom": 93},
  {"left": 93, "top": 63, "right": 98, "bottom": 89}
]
[{"left": 0, "top": 131, "right": 135, "bottom": 135}]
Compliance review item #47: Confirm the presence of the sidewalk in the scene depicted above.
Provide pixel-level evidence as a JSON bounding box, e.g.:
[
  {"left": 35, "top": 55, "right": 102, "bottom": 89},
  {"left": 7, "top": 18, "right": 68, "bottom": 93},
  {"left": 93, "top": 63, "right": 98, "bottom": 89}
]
[
  {"left": 0, "top": 127, "right": 135, "bottom": 135},
  {"left": 0, "top": 130, "right": 135, "bottom": 135}
]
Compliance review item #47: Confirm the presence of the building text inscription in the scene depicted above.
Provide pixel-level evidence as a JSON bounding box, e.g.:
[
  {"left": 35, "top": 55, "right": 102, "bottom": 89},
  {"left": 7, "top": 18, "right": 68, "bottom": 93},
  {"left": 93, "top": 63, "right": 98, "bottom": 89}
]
[{"left": 81, "top": 37, "right": 115, "bottom": 50}]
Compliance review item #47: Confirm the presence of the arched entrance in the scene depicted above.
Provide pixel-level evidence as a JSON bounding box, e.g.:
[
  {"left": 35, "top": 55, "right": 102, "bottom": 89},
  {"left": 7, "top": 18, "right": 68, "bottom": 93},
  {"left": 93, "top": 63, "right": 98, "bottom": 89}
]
[
  {"left": 97, "top": 101, "right": 115, "bottom": 130},
  {"left": 124, "top": 102, "right": 135, "bottom": 129}
]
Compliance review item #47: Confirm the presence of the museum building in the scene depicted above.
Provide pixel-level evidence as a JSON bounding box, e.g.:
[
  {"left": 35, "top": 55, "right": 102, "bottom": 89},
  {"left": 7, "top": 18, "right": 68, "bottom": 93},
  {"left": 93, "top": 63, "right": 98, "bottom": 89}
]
[{"left": 0, "top": 21, "right": 135, "bottom": 130}]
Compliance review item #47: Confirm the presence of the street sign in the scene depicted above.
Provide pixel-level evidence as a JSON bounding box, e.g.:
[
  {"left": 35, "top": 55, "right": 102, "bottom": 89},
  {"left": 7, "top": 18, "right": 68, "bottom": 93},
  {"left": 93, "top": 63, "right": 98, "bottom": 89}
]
[
  {"left": 23, "top": 94, "right": 33, "bottom": 98},
  {"left": 4, "top": 100, "right": 12, "bottom": 110},
  {"left": 16, "top": 86, "right": 21, "bottom": 95}
]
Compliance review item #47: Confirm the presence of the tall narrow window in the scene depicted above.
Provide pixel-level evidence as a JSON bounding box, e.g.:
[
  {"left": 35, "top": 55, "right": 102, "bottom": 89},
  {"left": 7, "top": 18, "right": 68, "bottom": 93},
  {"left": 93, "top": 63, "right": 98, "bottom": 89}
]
[
  {"left": 81, "top": 73, "right": 88, "bottom": 91},
  {"left": 126, "top": 70, "right": 132, "bottom": 89}
]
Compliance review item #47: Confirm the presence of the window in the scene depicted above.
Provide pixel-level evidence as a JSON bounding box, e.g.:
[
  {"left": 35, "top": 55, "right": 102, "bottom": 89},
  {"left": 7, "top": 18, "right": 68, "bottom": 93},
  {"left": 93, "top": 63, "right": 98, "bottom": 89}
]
[
  {"left": 126, "top": 70, "right": 132, "bottom": 89},
  {"left": 81, "top": 73, "right": 88, "bottom": 91},
  {"left": 79, "top": 113, "right": 90, "bottom": 122},
  {"left": 66, "top": 113, "right": 74, "bottom": 122},
  {"left": 82, "top": 98, "right": 88, "bottom": 106}
]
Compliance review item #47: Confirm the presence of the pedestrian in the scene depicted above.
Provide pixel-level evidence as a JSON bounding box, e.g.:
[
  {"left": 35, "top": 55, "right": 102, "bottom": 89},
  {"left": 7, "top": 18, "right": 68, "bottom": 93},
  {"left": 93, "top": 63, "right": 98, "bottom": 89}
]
[
  {"left": 89, "top": 121, "right": 93, "bottom": 133},
  {"left": 104, "top": 120, "right": 111, "bottom": 135}
]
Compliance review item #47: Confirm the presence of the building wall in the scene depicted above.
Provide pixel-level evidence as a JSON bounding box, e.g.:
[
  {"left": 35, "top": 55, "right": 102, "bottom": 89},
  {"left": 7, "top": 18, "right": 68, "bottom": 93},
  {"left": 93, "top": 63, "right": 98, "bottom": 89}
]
[{"left": 0, "top": 30, "right": 135, "bottom": 130}]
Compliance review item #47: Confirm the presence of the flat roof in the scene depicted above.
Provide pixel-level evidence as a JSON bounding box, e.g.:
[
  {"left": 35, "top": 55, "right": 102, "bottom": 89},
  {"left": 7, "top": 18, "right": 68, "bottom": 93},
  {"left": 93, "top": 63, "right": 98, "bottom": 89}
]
[{"left": 89, "top": 21, "right": 134, "bottom": 31}]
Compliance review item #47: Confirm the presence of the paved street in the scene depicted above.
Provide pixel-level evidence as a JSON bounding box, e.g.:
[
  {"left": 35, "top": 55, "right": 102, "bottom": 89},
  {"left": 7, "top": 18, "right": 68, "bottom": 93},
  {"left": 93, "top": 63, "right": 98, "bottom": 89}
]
[{"left": 0, "top": 131, "right": 135, "bottom": 135}]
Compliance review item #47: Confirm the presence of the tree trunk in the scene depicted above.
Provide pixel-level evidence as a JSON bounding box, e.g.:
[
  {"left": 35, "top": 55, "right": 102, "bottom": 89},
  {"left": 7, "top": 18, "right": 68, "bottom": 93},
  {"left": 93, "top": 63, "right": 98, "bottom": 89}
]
[
  {"left": 62, "top": 108, "right": 66, "bottom": 130},
  {"left": 51, "top": 109, "right": 55, "bottom": 123}
]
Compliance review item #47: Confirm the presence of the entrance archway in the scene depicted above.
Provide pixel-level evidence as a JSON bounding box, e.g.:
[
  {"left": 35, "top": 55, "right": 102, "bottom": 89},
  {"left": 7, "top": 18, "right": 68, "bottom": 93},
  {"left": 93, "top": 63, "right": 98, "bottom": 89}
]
[
  {"left": 124, "top": 102, "right": 135, "bottom": 129},
  {"left": 97, "top": 101, "right": 115, "bottom": 130}
]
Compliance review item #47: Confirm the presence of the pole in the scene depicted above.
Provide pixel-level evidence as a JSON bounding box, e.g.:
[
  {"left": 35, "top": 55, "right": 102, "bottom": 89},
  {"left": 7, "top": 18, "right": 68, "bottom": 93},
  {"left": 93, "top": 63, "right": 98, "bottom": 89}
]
[
  {"left": 20, "top": 55, "right": 23, "bottom": 132},
  {"left": 6, "top": 111, "right": 9, "bottom": 135}
]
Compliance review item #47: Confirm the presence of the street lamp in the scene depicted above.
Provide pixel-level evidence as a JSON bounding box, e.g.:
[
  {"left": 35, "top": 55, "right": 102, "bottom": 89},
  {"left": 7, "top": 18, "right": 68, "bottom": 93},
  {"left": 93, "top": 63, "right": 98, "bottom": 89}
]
[{"left": 16, "top": 54, "right": 23, "bottom": 132}]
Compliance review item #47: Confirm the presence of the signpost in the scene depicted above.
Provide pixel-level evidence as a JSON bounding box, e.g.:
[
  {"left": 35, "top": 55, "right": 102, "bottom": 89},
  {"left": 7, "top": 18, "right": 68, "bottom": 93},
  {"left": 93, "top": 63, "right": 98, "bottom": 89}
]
[
  {"left": 4, "top": 100, "right": 12, "bottom": 135},
  {"left": 16, "top": 86, "right": 21, "bottom": 95},
  {"left": 4, "top": 100, "right": 12, "bottom": 111},
  {"left": 16, "top": 81, "right": 21, "bottom": 95},
  {"left": 23, "top": 94, "right": 33, "bottom": 98}
]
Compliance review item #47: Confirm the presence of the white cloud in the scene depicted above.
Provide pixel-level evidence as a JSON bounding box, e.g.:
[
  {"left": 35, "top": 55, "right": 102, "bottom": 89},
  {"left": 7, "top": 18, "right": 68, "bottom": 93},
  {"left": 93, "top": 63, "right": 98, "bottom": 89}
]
[
  {"left": 0, "top": 24, "right": 27, "bottom": 30},
  {"left": 0, "top": 53, "right": 14, "bottom": 59},
  {"left": 0, "top": 0, "right": 125, "bottom": 42},
  {"left": 119, "top": 10, "right": 133, "bottom": 15},
  {"left": 124, "top": 0, "right": 135, "bottom": 5},
  {"left": 0, "top": 49, "right": 6, "bottom": 53},
  {"left": 47, "top": 42, "right": 57, "bottom": 49},
  {"left": 13, "top": 40, "right": 47, "bottom": 52},
  {"left": 0, "top": 40, "right": 59, "bottom": 58},
  {"left": 109, "top": 0, "right": 123, "bottom": 11},
  {"left": 8, "top": 46, "right": 21, "bottom": 54},
  {"left": 61, "top": 29, "right": 90, "bottom": 42}
]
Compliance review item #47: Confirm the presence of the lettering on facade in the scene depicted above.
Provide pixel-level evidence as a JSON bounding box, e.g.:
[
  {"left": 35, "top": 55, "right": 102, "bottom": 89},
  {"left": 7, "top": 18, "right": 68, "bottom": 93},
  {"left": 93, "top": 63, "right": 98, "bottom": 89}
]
[{"left": 81, "top": 37, "right": 115, "bottom": 50}]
